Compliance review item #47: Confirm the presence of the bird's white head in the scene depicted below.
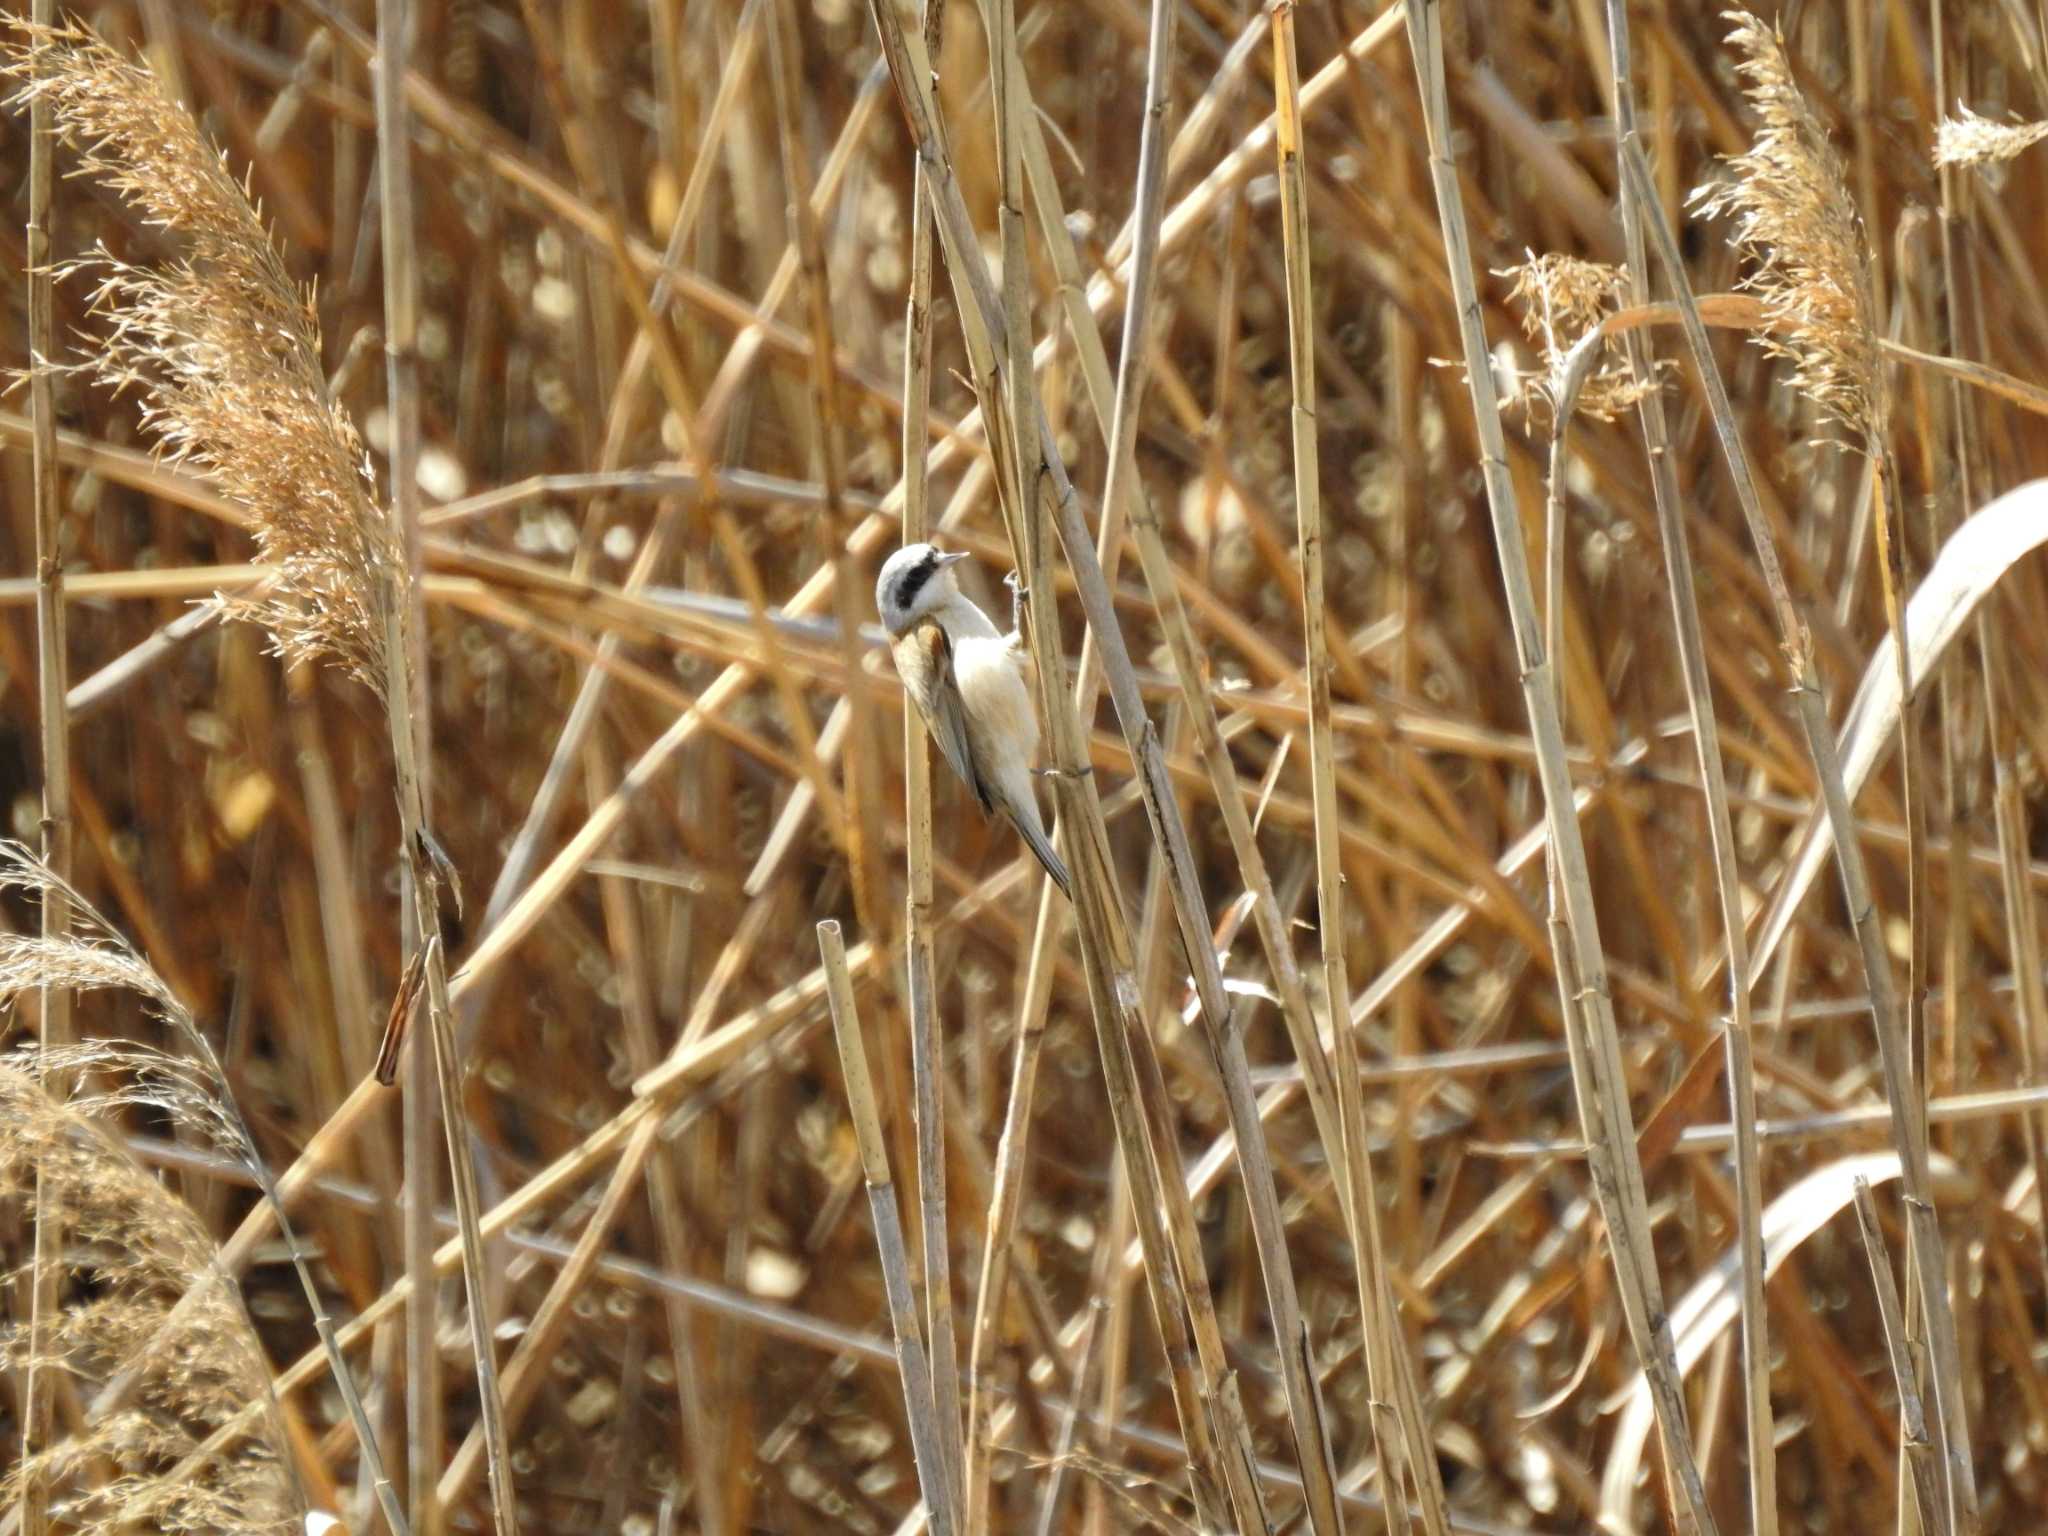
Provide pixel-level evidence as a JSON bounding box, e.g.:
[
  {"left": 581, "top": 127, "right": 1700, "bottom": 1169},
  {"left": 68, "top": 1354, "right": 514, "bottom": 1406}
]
[{"left": 876, "top": 543, "right": 970, "bottom": 636}]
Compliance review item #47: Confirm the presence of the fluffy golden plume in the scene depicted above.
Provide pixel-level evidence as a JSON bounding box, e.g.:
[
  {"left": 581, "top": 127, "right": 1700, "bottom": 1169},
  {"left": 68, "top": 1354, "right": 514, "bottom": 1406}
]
[
  {"left": 1692, "top": 10, "right": 1884, "bottom": 442},
  {"left": 3, "top": 22, "right": 401, "bottom": 689},
  {"left": 1935, "top": 106, "right": 2048, "bottom": 170}
]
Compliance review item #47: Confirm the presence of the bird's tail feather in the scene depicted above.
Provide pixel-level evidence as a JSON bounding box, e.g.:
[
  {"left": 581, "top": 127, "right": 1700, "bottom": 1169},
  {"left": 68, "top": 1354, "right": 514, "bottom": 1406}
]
[{"left": 1010, "top": 808, "right": 1072, "bottom": 899}]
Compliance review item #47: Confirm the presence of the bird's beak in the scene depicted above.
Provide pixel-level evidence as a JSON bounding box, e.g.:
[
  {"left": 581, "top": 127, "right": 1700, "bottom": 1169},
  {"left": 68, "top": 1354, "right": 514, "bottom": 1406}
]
[{"left": 936, "top": 550, "right": 970, "bottom": 566}]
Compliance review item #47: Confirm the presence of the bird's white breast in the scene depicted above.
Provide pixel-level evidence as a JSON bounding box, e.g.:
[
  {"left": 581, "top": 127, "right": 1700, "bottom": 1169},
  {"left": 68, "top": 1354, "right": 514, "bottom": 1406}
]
[{"left": 950, "top": 634, "right": 1040, "bottom": 763}]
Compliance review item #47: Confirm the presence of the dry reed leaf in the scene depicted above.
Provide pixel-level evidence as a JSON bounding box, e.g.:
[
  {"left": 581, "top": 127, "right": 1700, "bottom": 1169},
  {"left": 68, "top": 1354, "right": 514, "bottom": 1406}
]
[
  {"left": 0, "top": 1056, "right": 303, "bottom": 1536},
  {"left": 1597, "top": 1150, "right": 1971, "bottom": 1532},
  {"left": 1, "top": 21, "right": 400, "bottom": 690},
  {"left": 1753, "top": 476, "right": 2048, "bottom": 974},
  {"left": 1692, "top": 10, "right": 1884, "bottom": 441},
  {"left": 1935, "top": 106, "right": 2048, "bottom": 169}
]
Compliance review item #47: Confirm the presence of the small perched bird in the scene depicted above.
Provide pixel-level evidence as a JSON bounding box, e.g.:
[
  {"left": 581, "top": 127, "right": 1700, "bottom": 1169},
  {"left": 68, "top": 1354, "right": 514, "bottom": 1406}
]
[{"left": 876, "top": 543, "right": 1072, "bottom": 898}]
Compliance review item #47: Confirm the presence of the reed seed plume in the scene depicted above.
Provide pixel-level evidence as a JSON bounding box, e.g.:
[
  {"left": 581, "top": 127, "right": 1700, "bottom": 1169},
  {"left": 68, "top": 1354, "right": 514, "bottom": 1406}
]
[
  {"left": 0, "top": 842, "right": 398, "bottom": 1536},
  {"left": 1501, "top": 252, "right": 1654, "bottom": 421},
  {"left": 1935, "top": 106, "right": 2048, "bottom": 169},
  {"left": 0, "top": 1056, "right": 302, "bottom": 1536},
  {"left": 1, "top": 21, "right": 400, "bottom": 690},
  {"left": 1691, "top": 10, "right": 1885, "bottom": 442}
]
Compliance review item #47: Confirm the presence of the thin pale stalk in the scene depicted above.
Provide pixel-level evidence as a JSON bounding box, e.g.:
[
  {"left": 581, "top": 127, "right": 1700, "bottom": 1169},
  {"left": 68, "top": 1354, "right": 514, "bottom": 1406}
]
[
  {"left": 1597, "top": 2, "right": 1776, "bottom": 1529},
  {"left": 818, "top": 921, "right": 957, "bottom": 1536},
  {"left": 20, "top": 6, "right": 70, "bottom": 1534},
  {"left": 372, "top": 0, "right": 442, "bottom": 1523},
  {"left": 1398, "top": 5, "right": 1718, "bottom": 1532},
  {"left": 1003, "top": 29, "right": 1442, "bottom": 1517}
]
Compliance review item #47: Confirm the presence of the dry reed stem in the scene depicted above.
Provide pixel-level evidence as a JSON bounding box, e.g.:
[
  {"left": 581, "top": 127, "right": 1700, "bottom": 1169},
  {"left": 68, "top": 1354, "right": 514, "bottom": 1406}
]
[
  {"left": 1613, "top": 63, "right": 1984, "bottom": 1536},
  {"left": 979, "top": 1, "right": 1351, "bottom": 1521},
  {"left": 19, "top": 9, "right": 70, "bottom": 1536},
  {"left": 368, "top": 0, "right": 455, "bottom": 1524},
  {"left": 818, "top": 920, "right": 956, "bottom": 1536},
  {"left": 1613, "top": 63, "right": 1982, "bottom": 1536},
  {"left": 1272, "top": 7, "right": 1445, "bottom": 1533},
  {"left": 1849, "top": 1176, "right": 1943, "bottom": 1535},
  {"left": 888, "top": 0, "right": 969, "bottom": 1523},
  {"left": 1599, "top": 4, "right": 1776, "bottom": 1531},
  {"left": 1399, "top": 4, "right": 1719, "bottom": 1532}
]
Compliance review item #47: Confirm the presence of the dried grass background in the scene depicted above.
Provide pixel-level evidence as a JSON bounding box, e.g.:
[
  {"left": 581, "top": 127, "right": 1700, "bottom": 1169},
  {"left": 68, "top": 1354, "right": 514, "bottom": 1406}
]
[{"left": 5, "top": 1, "right": 2048, "bottom": 1535}]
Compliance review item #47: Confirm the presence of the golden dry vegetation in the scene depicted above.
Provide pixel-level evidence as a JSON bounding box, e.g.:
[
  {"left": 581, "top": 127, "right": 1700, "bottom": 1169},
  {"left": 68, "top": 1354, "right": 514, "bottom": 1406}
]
[{"left": 5, "top": 2, "right": 2048, "bottom": 1535}]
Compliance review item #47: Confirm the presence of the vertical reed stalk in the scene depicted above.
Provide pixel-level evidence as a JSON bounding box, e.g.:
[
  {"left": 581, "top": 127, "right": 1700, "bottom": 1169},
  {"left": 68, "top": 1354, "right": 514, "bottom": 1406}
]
[
  {"left": 1398, "top": 4, "right": 1718, "bottom": 1531},
  {"left": 375, "top": 3, "right": 516, "bottom": 1530},
  {"left": 1599, "top": 3, "right": 1776, "bottom": 1529},
  {"left": 1272, "top": 7, "right": 1444, "bottom": 1532},
  {"left": 899, "top": 135, "right": 965, "bottom": 1536},
  {"left": 819, "top": 920, "right": 957, "bottom": 1536},
  {"left": 19, "top": 6, "right": 68, "bottom": 1536}
]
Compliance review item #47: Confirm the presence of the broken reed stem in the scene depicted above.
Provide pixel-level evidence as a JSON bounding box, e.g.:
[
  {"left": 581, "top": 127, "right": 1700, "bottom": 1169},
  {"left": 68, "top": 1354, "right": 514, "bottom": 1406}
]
[
  {"left": 1271, "top": 7, "right": 1446, "bottom": 1534},
  {"left": 1612, "top": 110, "right": 1981, "bottom": 1536},
  {"left": 375, "top": 1, "right": 516, "bottom": 1530},
  {"left": 20, "top": 5, "right": 70, "bottom": 1536},
  {"left": 818, "top": 920, "right": 957, "bottom": 1536},
  {"left": 1851, "top": 1177, "right": 1944, "bottom": 1535},
  {"left": 1398, "top": 5, "right": 1719, "bottom": 1532},
  {"left": 1598, "top": 3, "right": 1777, "bottom": 1531},
  {"left": 884, "top": 0, "right": 964, "bottom": 1513}
]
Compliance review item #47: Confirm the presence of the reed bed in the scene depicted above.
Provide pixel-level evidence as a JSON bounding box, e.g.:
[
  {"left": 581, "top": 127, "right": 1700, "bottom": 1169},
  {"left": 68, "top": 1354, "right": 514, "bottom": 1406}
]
[{"left": 6, "top": 2, "right": 2048, "bottom": 1534}]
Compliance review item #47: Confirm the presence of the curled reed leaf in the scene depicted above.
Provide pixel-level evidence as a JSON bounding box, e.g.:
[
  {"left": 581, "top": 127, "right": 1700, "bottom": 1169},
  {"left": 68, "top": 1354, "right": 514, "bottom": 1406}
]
[
  {"left": 1691, "top": 10, "right": 1884, "bottom": 442},
  {"left": 1, "top": 21, "right": 401, "bottom": 689},
  {"left": 1935, "top": 106, "right": 2048, "bottom": 170}
]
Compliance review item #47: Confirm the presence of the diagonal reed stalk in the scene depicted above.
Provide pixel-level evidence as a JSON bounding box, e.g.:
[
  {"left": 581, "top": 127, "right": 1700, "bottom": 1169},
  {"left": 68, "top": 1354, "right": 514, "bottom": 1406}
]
[
  {"left": 864, "top": 2, "right": 1252, "bottom": 1526},
  {"left": 979, "top": 1, "right": 1362, "bottom": 1525},
  {"left": 1397, "top": 3, "right": 1720, "bottom": 1531},
  {"left": 1850, "top": 1176, "right": 1943, "bottom": 1535}
]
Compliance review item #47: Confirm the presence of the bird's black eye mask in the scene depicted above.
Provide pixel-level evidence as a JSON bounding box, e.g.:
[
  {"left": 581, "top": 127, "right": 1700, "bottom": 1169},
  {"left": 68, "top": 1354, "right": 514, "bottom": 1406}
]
[{"left": 891, "top": 551, "right": 942, "bottom": 612}]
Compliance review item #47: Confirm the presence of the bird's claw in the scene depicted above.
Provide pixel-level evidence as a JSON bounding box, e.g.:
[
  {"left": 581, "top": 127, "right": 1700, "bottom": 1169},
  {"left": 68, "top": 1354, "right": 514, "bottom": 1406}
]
[{"left": 1006, "top": 569, "right": 1029, "bottom": 640}]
